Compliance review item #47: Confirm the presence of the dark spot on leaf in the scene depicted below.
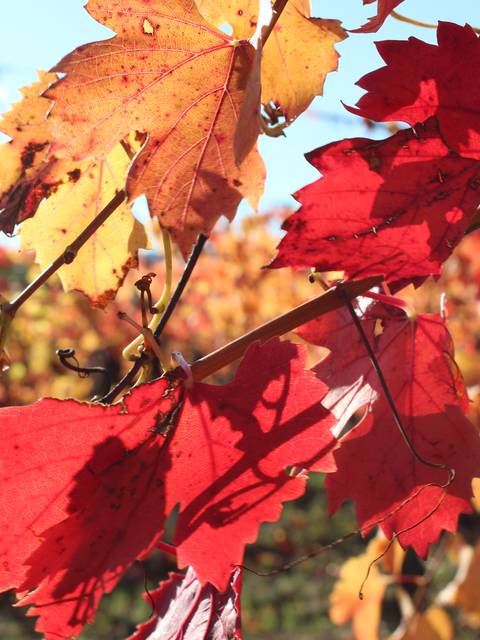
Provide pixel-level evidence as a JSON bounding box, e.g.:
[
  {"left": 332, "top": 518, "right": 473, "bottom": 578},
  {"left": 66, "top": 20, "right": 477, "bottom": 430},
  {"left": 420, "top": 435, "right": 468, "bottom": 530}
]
[{"left": 21, "top": 141, "right": 48, "bottom": 169}]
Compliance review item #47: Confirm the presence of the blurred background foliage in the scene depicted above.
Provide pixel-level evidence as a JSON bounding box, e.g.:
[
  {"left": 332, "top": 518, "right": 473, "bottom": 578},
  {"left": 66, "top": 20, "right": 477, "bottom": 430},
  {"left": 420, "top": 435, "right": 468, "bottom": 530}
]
[{"left": 1, "top": 215, "right": 480, "bottom": 639}]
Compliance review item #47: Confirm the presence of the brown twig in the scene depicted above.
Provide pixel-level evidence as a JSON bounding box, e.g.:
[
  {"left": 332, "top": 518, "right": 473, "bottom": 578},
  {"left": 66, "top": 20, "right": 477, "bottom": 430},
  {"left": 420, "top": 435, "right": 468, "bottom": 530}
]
[
  {"left": 190, "top": 276, "right": 382, "bottom": 381},
  {"left": 391, "top": 10, "right": 480, "bottom": 34},
  {"left": 261, "top": 0, "right": 290, "bottom": 45},
  {"left": 2, "top": 189, "right": 126, "bottom": 318}
]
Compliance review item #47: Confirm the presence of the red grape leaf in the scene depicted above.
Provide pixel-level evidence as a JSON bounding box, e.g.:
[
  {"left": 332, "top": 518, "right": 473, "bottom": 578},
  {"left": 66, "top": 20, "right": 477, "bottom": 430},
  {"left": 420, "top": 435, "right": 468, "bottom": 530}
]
[
  {"left": 352, "top": 0, "right": 404, "bottom": 34},
  {"left": 46, "top": 0, "right": 265, "bottom": 257},
  {"left": 1, "top": 339, "right": 335, "bottom": 638},
  {"left": 0, "top": 380, "right": 175, "bottom": 594},
  {"left": 0, "top": 379, "right": 177, "bottom": 639},
  {"left": 297, "top": 298, "right": 380, "bottom": 432},
  {"left": 300, "top": 300, "right": 480, "bottom": 555},
  {"left": 165, "top": 338, "right": 337, "bottom": 589},
  {"left": 269, "top": 119, "right": 480, "bottom": 284},
  {"left": 347, "top": 22, "right": 480, "bottom": 159},
  {"left": 129, "top": 566, "right": 242, "bottom": 640}
]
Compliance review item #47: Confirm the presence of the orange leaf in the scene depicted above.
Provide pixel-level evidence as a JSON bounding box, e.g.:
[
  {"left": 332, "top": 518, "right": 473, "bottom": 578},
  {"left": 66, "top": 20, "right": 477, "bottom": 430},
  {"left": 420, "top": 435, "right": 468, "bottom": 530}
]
[
  {"left": 46, "top": 0, "right": 265, "bottom": 256},
  {"left": 197, "top": 0, "right": 346, "bottom": 121},
  {"left": 449, "top": 542, "right": 480, "bottom": 625},
  {"left": 329, "top": 537, "right": 387, "bottom": 640},
  {"left": 400, "top": 606, "right": 453, "bottom": 640},
  {"left": 20, "top": 143, "right": 147, "bottom": 307},
  {"left": 473, "top": 478, "right": 480, "bottom": 512}
]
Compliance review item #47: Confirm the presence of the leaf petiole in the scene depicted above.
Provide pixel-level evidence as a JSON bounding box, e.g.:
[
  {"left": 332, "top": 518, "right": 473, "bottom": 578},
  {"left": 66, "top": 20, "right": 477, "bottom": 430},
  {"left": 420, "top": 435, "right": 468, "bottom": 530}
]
[{"left": 122, "top": 226, "right": 173, "bottom": 363}]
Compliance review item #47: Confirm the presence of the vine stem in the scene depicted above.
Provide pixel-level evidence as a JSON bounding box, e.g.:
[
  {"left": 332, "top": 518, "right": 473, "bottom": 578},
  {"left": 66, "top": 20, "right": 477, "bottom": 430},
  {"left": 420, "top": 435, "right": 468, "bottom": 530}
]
[
  {"left": 101, "top": 276, "right": 381, "bottom": 403},
  {"left": 2, "top": 189, "right": 126, "bottom": 318},
  {"left": 391, "top": 10, "right": 480, "bottom": 33},
  {"left": 189, "top": 276, "right": 382, "bottom": 382},
  {"left": 153, "top": 234, "right": 208, "bottom": 341},
  {"left": 241, "top": 479, "right": 446, "bottom": 579},
  {"left": 262, "top": 0, "right": 290, "bottom": 44},
  {"left": 100, "top": 234, "right": 208, "bottom": 404}
]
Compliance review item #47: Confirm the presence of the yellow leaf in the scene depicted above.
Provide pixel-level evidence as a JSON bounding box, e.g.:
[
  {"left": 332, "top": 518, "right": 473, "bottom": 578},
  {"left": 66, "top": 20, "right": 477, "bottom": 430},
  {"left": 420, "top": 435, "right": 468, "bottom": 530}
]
[
  {"left": 472, "top": 477, "right": 480, "bottom": 512},
  {"left": 197, "top": 0, "right": 346, "bottom": 121},
  {"left": 452, "top": 542, "right": 480, "bottom": 625},
  {"left": 20, "top": 144, "right": 147, "bottom": 307},
  {"left": 46, "top": 0, "right": 265, "bottom": 257},
  {"left": 401, "top": 606, "right": 453, "bottom": 640},
  {"left": 380, "top": 536, "right": 405, "bottom": 577},
  {"left": 0, "top": 70, "right": 53, "bottom": 144},
  {"left": 330, "top": 538, "right": 387, "bottom": 640},
  {"left": 0, "top": 71, "right": 56, "bottom": 232}
]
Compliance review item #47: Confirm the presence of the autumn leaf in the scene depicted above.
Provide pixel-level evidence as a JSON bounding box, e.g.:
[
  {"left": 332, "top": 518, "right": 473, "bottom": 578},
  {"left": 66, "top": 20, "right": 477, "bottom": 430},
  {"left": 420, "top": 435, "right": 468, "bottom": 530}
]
[
  {"left": 20, "top": 143, "right": 147, "bottom": 308},
  {"left": 399, "top": 606, "right": 454, "bottom": 640},
  {"left": 347, "top": 22, "right": 480, "bottom": 159},
  {"left": 439, "top": 542, "right": 480, "bottom": 625},
  {"left": 130, "top": 567, "right": 242, "bottom": 640},
  {"left": 165, "top": 338, "right": 336, "bottom": 589},
  {"left": 472, "top": 478, "right": 480, "bottom": 512},
  {"left": 0, "top": 378, "right": 178, "bottom": 638},
  {"left": 46, "top": 0, "right": 265, "bottom": 256},
  {"left": 329, "top": 536, "right": 388, "bottom": 640},
  {"left": 352, "top": 0, "right": 405, "bottom": 33},
  {"left": 0, "top": 74, "right": 146, "bottom": 304},
  {"left": 0, "top": 71, "right": 56, "bottom": 232},
  {"left": 0, "top": 339, "right": 336, "bottom": 638},
  {"left": 197, "top": 0, "right": 345, "bottom": 122},
  {"left": 269, "top": 119, "right": 480, "bottom": 285},
  {"left": 300, "top": 299, "right": 480, "bottom": 555},
  {"left": 297, "top": 298, "right": 379, "bottom": 433}
]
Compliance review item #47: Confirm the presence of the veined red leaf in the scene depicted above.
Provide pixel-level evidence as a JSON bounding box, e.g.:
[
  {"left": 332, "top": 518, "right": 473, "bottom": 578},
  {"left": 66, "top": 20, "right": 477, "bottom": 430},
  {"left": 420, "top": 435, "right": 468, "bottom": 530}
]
[
  {"left": 165, "top": 339, "right": 336, "bottom": 589},
  {"left": 129, "top": 567, "right": 242, "bottom": 640},
  {"left": 0, "top": 380, "right": 176, "bottom": 594},
  {"left": 300, "top": 301, "right": 480, "bottom": 555},
  {"left": 0, "top": 339, "right": 335, "bottom": 638},
  {"left": 269, "top": 120, "right": 480, "bottom": 284},
  {"left": 297, "top": 299, "right": 380, "bottom": 432},
  {"left": 348, "top": 22, "right": 480, "bottom": 159},
  {"left": 1, "top": 379, "right": 177, "bottom": 639}
]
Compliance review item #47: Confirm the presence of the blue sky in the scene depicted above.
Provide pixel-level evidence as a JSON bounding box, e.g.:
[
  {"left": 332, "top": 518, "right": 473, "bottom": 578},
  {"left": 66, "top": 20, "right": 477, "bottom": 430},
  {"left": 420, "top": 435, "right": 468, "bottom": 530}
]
[{"left": 0, "top": 1, "right": 479, "bottom": 219}]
